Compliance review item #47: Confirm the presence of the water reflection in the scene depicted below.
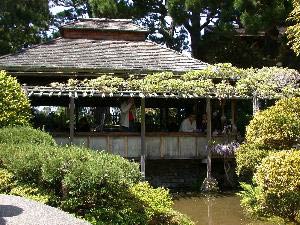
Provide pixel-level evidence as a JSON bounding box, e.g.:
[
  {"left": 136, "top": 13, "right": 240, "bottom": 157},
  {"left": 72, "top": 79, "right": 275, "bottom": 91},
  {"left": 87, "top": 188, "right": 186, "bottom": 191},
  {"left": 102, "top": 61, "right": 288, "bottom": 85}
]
[{"left": 173, "top": 193, "right": 272, "bottom": 225}]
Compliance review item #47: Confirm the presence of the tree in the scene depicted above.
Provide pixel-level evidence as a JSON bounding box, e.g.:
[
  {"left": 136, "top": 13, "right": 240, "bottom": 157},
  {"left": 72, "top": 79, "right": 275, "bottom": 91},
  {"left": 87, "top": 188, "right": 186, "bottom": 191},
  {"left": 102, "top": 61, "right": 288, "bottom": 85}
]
[
  {"left": 287, "top": 0, "right": 300, "bottom": 56},
  {"left": 0, "top": 0, "right": 51, "bottom": 55},
  {"left": 167, "top": 0, "right": 237, "bottom": 58}
]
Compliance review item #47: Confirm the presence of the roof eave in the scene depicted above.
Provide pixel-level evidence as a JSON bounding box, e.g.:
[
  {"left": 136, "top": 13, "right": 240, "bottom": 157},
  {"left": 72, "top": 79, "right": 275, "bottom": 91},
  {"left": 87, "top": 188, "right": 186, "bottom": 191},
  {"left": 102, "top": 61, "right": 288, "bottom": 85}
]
[{"left": 0, "top": 65, "right": 206, "bottom": 76}]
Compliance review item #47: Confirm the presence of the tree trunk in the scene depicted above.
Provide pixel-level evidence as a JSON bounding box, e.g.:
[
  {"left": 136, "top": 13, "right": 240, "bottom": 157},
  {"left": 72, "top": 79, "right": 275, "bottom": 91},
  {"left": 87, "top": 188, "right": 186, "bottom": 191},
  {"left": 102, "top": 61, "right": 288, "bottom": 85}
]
[{"left": 190, "top": 12, "right": 201, "bottom": 59}]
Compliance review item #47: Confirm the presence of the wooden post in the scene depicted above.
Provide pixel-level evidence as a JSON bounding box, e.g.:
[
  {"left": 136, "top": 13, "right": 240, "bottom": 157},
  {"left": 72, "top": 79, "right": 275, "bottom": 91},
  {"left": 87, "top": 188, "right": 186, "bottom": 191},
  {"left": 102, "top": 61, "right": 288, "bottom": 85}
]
[
  {"left": 206, "top": 98, "right": 212, "bottom": 179},
  {"left": 253, "top": 95, "right": 259, "bottom": 115},
  {"left": 160, "top": 108, "right": 167, "bottom": 131},
  {"left": 69, "top": 96, "right": 75, "bottom": 144},
  {"left": 140, "top": 97, "right": 146, "bottom": 179},
  {"left": 231, "top": 99, "right": 237, "bottom": 136}
]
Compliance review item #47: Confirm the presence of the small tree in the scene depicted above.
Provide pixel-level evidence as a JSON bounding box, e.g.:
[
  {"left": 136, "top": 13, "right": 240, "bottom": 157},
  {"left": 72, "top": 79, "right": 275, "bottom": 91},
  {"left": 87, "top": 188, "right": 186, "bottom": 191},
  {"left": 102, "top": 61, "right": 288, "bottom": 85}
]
[{"left": 0, "top": 70, "right": 31, "bottom": 127}]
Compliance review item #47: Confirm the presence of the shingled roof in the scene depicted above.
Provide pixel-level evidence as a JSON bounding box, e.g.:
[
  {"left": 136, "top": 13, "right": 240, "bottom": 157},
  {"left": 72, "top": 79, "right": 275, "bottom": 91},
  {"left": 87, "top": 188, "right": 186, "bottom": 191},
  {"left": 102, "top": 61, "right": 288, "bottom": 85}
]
[{"left": 0, "top": 18, "right": 207, "bottom": 75}]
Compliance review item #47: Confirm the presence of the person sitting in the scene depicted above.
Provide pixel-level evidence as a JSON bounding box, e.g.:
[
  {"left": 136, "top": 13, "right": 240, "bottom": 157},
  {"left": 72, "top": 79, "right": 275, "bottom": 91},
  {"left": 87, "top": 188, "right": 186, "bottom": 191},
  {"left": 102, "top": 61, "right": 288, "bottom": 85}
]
[
  {"left": 179, "top": 113, "right": 197, "bottom": 132},
  {"left": 120, "top": 98, "right": 135, "bottom": 131}
]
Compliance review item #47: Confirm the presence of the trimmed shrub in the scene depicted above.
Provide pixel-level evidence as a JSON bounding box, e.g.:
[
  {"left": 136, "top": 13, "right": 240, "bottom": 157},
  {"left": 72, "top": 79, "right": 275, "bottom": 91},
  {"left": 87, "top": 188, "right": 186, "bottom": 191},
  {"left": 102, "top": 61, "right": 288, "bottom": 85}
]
[
  {"left": 255, "top": 150, "right": 300, "bottom": 222},
  {"left": 0, "top": 168, "right": 14, "bottom": 193},
  {"left": 130, "top": 182, "right": 194, "bottom": 225},
  {"left": 246, "top": 97, "right": 300, "bottom": 149},
  {"left": 0, "top": 142, "right": 193, "bottom": 224},
  {"left": 0, "top": 70, "right": 31, "bottom": 127},
  {"left": 0, "top": 126, "right": 56, "bottom": 146},
  {"left": 240, "top": 150, "right": 300, "bottom": 223},
  {"left": 0, "top": 169, "right": 52, "bottom": 204},
  {"left": 9, "top": 183, "right": 53, "bottom": 204},
  {"left": 235, "top": 144, "right": 270, "bottom": 182}
]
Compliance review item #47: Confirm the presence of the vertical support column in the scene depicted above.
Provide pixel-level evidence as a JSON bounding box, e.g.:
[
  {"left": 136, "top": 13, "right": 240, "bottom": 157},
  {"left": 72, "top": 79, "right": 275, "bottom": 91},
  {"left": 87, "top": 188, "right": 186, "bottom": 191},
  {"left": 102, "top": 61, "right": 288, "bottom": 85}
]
[
  {"left": 140, "top": 97, "right": 146, "bottom": 179},
  {"left": 231, "top": 99, "right": 237, "bottom": 135},
  {"left": 69, "top": 96, "right": 75, "bottom": 145},
  {"left": 253, "top": 95, "right": 259, "bottom": 115},
  {"left": 206, "top": 98, "right": 212, "bottom": 179},
  {"left": 160, "top": 107, "right": 167, "bottom": 131}
]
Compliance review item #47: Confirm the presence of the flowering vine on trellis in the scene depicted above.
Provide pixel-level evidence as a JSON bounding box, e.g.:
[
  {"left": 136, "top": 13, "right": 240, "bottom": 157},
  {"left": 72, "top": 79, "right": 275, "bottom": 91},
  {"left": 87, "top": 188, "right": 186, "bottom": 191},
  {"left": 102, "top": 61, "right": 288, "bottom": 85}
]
[{"left": 47, "top": 63, "right": 300, "bottom": 99}]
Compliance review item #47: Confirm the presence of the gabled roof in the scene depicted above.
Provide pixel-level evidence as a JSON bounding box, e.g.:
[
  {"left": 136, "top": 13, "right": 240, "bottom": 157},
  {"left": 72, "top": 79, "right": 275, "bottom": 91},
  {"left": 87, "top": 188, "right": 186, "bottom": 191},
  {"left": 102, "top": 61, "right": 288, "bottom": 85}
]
[
  {"left": 0, "top": 38, "right": 207, "bottom": 74},
  {"left": 61, "top": 18, "right": 148, "bottom": 33}
]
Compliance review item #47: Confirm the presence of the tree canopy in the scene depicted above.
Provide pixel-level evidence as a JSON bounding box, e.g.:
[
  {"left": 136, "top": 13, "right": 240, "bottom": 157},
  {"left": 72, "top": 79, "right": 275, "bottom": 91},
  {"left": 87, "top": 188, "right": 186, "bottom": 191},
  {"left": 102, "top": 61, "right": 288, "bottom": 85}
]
[
  {"left": 287, "top": 0, "right": 300, "bottom": 56},
  {"left": 0, "top": 0, "right": 50, "bottom": 55}
]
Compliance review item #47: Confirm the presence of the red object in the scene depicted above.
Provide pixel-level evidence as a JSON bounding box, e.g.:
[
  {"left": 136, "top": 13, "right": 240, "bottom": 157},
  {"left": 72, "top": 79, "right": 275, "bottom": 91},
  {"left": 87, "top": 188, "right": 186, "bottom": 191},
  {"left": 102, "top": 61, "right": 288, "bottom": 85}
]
[{"left": 129, "top": 111, "right": 134, "bottom": 121}]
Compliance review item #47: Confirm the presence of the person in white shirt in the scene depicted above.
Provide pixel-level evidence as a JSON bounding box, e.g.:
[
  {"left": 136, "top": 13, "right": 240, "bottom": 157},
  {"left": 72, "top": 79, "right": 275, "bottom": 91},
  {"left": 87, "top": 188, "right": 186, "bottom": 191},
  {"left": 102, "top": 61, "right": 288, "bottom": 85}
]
[
  {"left": 120, "top": 98, "right": 135, "bottom": 131},
  {"left": 179, "top": 114, "right": 197, "bottom": 132}
]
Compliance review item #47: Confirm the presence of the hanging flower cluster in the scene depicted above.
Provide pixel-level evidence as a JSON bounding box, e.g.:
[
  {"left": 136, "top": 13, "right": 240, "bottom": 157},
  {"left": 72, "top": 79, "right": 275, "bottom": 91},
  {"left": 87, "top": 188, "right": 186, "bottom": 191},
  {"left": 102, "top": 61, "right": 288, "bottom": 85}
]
[
  {"left": 210, "top": 141, "right": 240, "bottom": 157},
  {"left": 48, "top": 63, "right": 300, "bottom": 99}
]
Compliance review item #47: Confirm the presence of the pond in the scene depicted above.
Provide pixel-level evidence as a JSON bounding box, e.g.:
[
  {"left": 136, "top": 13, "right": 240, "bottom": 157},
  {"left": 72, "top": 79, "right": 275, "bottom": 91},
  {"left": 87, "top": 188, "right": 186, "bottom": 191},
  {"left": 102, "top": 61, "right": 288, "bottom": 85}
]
[{"left": 173, "top": 193, "right": 273, "bottom": 225}]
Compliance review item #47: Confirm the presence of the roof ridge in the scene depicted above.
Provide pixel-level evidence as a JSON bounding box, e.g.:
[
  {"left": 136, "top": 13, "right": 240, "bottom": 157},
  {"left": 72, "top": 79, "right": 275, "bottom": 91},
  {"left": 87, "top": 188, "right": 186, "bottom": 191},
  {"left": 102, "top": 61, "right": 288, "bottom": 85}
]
[
  {"left": 61, "top": 18, "right": 148, "bottom": 33},
  {"left": 80, "top": 18, "right": 132, "bottom": 22}
]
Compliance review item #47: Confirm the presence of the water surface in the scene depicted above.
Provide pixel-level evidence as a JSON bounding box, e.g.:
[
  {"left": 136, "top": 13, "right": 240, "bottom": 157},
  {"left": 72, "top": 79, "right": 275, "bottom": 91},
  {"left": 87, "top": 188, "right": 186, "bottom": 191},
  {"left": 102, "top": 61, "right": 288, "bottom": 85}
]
[{"left": 173, "top": 194, "right": 273, "bottom": 225}]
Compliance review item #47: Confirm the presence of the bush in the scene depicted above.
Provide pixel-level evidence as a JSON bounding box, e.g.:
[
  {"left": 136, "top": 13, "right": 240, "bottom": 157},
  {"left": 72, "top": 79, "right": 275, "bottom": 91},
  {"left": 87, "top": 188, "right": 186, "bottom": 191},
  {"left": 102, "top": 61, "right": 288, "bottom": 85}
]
[
  {"left": 236, "top": 98, "right": 300, "bottom": 183},
  {"left": 0, "top": 169, "right": 52, "bottom": 204},
  {"left": 0, "top": 126, "right": 56, "bottom": 146},
  {"left": 0, "top": 168, "right": 14, "bottom": 193},
  {"left": 255, "top": 150, "right": 300, "bottom": 222},
  {"left": 246, "top": 97, "right": 300, "bottom": 149},
  {"left": 235, "top": 144, "right": 270, "bottom": 182},
  {"left": 130, "top": 182, "right": 194, "bottom": 225},
  {"left": 0, "top": 70, "right": 31, "bottom": 127},
  {"left": 0, "top": 141, "right": 193, "bottom": 224},
  {"left": 84, "top": 182, "right": 194, "bottom": 225},
  {"left": 240, "top": 150, "right": 300, "bottom": 223}
]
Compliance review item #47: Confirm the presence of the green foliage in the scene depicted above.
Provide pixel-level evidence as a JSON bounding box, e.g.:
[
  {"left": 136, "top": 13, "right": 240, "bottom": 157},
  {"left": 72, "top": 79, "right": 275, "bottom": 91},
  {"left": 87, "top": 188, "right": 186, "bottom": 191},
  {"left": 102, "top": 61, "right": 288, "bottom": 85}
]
[
  {"left": 0, "top": 130, "right": 193, "bottom": 225},
  {"left": 0, "top": 0, "right": 50, "bottom": 55},
  {"left": 0, "top": 169, "right": 52, "bottom": 204},
  {"left": 0, "top": 71, "right": 31, "bottom": 127},
  {"left": 241, "top": 151, "right": 300, "bottom": 223},
  {"left": 0, "top": 168, "right": 14, "bottom": 192},
  {"left": 246, "top": 97, "right": 300, "bottom": 149},
  {"left": 9, "top": 183, "right": 52, "bottom": 204},
  {"left": 287, "top": 0, "right": 300, "bottom": 56},
  {"left": 49, "top": 64, "right": 300, "bottom": 99},
  {"left": 0, "top": 126, "right": 56, "bottom": 146},
  {"left": 238, "top": 182, "right": 266, "bottom": 217},
  {"left": 130, "top": 182, "right": 173, "bottom": 221},
  {"left": 235, "top": 144, "right": 270, "bottom": 182},
  {"left": 234, "top": 0, "right": 291, "bottom": 33}
]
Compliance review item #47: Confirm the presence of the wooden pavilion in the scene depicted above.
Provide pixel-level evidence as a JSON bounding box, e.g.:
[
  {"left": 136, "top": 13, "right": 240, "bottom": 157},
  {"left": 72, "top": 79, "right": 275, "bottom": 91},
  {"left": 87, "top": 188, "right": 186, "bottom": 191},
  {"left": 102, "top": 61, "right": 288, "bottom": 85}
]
[{"left": 0, "top": 18, "right": 249, "bottom": 178}]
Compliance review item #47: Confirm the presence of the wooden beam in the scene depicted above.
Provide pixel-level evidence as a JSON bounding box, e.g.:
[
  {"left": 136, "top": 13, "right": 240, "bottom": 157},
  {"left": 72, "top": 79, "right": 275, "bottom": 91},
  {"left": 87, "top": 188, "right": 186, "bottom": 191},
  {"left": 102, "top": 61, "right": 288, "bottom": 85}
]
[
  {"left": 140, "top": 97, "right": 146, "bottom": 179},
  {"left": 206, "top": 98, "right": 212, "bottom": 179},
  {"left": 69, "top": 96, "right": 75, "bottom": 144}
]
